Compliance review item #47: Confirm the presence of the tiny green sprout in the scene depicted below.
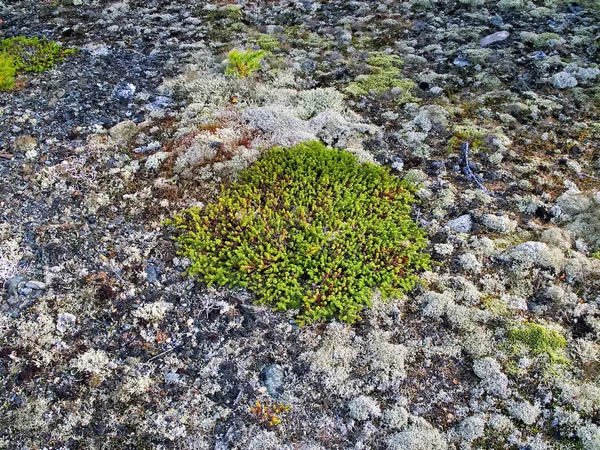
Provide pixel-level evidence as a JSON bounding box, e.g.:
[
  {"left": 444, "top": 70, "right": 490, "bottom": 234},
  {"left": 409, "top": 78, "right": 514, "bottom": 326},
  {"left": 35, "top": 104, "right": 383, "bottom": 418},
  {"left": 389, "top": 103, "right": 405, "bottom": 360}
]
[
  {"left": 225, "top": 48, "right": 265, "bottom": 78},
  {"left": 167, "top": 141, "right": 430, "bottom": 325}
]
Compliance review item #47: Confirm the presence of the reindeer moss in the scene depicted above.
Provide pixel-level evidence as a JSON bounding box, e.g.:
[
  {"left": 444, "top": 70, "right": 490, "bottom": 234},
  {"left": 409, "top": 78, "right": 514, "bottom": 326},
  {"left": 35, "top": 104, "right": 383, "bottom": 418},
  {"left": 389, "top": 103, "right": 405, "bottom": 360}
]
[{"left": 167, "top": 141, "right": 430, "bottom": 325}]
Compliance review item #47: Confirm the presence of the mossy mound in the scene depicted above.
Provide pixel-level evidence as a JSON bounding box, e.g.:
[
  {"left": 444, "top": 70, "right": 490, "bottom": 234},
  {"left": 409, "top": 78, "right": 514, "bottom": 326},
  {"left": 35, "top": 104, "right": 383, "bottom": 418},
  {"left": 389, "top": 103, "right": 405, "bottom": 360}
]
[
  {"left": 0, "top": 36, "right": 76, "bottom": 91},
  {"left": 168, "top": 141, "right": 430, "bottom": 324},
  {"left": 508, "top": 322, "right": 568, "bottom": 364}
]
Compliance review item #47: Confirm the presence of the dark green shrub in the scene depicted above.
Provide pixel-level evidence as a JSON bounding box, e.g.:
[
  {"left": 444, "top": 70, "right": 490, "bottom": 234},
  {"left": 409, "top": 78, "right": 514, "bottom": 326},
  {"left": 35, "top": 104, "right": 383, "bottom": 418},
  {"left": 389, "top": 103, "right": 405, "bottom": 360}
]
[{"left": 168, "top": 141, "right": 430, "bottom": 325}]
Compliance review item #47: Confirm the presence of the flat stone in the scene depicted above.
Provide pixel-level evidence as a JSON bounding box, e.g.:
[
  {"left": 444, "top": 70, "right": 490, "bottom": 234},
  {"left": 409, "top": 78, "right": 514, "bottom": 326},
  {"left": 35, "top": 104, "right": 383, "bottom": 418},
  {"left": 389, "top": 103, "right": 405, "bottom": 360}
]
[
  {"left": 260, "top": 364, "right": 284, "bottom": 399},
  {"left": 500, "top": 294, "right": 528, "bottom": 311},
  {"left": 25, "top": 280, "right": 46, "bottom": 290},
  {"left": 446, "top": 214, "right": 473, "bottom": 233},
  {"left": 480, "top": 31, "right": 510, "bottom": 47},
  {"left": 5, "top": 276, "right": 25, "bottom": 296}
]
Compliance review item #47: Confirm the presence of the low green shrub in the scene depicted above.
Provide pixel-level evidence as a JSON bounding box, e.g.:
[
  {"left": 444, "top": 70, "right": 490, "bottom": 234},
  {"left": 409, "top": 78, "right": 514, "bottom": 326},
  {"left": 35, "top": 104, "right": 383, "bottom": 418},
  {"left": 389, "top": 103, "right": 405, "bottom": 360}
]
[
  {"left": 168, "top": 141, "right": 430, "bottom": 325},
  {"left": 225, "top": 48, "right": 265, "bottom": 78}
]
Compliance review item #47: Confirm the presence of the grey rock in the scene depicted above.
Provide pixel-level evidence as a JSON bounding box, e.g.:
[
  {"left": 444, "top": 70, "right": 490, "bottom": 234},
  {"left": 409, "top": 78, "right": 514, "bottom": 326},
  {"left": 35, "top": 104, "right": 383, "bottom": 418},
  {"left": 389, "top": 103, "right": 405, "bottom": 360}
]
[
  {"left": 109, "top": 120, "right": 139, "bottom": 145},
  {"left": 57, "top": 313, "right": 77, "bottom": 333},
  {"left": 446, "top": 215, "right": 473, "bottom": 233},
  {"left": 5, "top": 276, "right": 25, "bottom": 296},
  {"left": 146, "top": 264, "right": 160, "bottom": 283},
  {"left": 481, "top": 214, "right": 517, "bottom": 233},
  {"left": 553, "top": 71, "right": 578, "bottom": 89},
  {"left": 114, "top": 82, "right": 136, "bottom": 100},
  {"left": 479, "top": 31, "right": 510, "bottom": 47},
  {"left": 453, "top": 56, "right": 470, "bottom": 67},
  {"left": 25, "top": 280, "right": 46, "bottom": 290},
  {"left": 260, "top": 364, "right": 284, "bottom": 398}
]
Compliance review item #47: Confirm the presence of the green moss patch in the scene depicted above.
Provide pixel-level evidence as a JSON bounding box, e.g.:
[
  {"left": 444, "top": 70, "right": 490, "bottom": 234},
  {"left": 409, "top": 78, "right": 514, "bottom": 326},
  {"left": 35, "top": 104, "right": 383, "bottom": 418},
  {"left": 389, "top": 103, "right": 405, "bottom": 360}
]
[
  {"left": 508, "top": 322, "right": 568, "bottom": 364},
  {"left": 0, "top": 36, "right": 75, "bottom": 91},
  {"left": 0, "top": 52, "right": 17, "bottom": 91},
  {"left": 345, "top": 52, "right": 418, "bottom": 104},
  {"left": 168, "top": 141, "right": 430, "bottom": 325}
]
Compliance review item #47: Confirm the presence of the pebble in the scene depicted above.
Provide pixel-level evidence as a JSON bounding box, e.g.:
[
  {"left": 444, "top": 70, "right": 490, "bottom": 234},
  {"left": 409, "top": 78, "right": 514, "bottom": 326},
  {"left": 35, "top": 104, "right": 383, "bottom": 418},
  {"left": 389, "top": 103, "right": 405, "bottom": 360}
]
[
  {"left": 479, "top": 31, "right": 510, "bottom": 47},
  {"left": 260, "top": 364, "right": 284, "bottom": 398},
  {"left": 453, "top": 56, "right": 470, "bottom": 67},
  {"left": 25, "top": 280, "right": 46, "bottom": 290},
  {"left": 146, "top": 264, "right": 160, "bottom": 283},
  {"left": 5, "top": 276, "right": 25, "bottom": 296},
  {"left": 446, "top": 215, "right": 473, "bottom": 234}
]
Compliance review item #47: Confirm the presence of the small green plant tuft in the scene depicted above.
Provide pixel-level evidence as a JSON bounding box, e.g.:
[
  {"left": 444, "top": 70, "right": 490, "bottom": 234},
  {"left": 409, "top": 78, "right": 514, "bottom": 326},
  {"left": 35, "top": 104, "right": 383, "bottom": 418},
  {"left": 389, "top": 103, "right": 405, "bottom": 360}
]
[
  {"left": 225, "top": 48, "right": 265, "bottom": 78},
  {"left": 167, "top": 141, "right": 430, "bottom": 325},
  {"left": 0, "top": 53, "right": 17, "bottom": 91},
  {"left": 346, "top": 52, "right": 418, "bottom": 104},
  {"left": 508, "top": 322, "right": 568, "bottom": 364}
]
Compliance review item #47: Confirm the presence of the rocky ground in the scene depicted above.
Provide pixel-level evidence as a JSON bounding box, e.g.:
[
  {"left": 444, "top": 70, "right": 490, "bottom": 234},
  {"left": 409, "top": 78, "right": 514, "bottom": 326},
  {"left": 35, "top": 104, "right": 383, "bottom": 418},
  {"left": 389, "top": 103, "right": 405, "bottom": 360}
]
[{"left": 1, "top": 0, "right": 600, "bottom": 449}]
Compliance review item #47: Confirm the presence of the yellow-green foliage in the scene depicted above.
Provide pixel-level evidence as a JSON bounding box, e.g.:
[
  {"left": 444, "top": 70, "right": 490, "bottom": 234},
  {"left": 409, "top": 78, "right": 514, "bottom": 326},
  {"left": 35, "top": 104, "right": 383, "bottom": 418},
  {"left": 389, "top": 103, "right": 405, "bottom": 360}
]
[
  {"left": 167, "top": 141, "right": 430, "bottom": 325},
  {"left": 0, "top": 53, "right": 16, "bottom": 91},
  {"left": 0, "top": 36, "right": 75, "bottom": 74},
  {"left": 345, "top": 52, "right": 417, "bottom": 103},
  {"left": 508, "top": 322, "right": 568, "bottom": 363},
  {"left": 225, "top": 48, "right": 265, "bottom": 78}
]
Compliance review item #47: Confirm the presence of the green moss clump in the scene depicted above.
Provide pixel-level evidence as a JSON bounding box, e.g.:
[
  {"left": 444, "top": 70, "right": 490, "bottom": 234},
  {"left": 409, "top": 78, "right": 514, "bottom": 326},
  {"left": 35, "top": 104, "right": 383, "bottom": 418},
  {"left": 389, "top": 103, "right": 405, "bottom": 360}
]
[
  {"left": 508, "top": 322, "right": 568, "bottom": 363},
  {"left": 448, "top": 125, "right": 488, "bottom": 152},
  {"left": 0, "top": 53, "right": 17, "bottom": 91},
  {"left": 257, "top": 34, "right": 280, "bottom": 52},
  {"left": 225, "top": 48, "right": 265, "bottom": 78},
  {"left": 167, "top": 141, "right": 430, "bottom": 325},
  {"left": 205, "top": 5, "right": 243, "bottom": 21},
  {"left": 0, "top": 36, "right": 76, "bottom": 74},
  {"left": 345, "top": 52, "right": 418, "bottom": 104}
]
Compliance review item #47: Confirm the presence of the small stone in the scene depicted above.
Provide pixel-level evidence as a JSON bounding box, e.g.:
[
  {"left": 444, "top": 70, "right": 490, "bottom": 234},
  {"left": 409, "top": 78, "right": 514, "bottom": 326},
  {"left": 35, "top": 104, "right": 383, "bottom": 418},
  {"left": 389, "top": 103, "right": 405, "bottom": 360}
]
[
  {"left": 446, "top": 214, "right": 473, "bottom": 233},
  {"left": 57, "top": 313, "right": 77, "bottom": 333},
  {"left": 453, "top": 56, "right": 470, "bottom": 67},
  {"left": 114, "top": 82, "right": 136, "bottom": 100},
  {"left": 145, "top": 264, "right": 160, "bottom": 283},
  {"left": 479, "top": 31, "right": 510, "bottom": 47},
  {"left": 481, "top": 214, "right": 517, "bottom": 233},
  {"left": 553, "top": 71, "right": 578, "bottom": 89},
  {"left": 500, "top": 294, "right": 528, "bottom": 311},
  {"left": 5, "top": 276, "right": 25, "bottom": 296},
  {"left": 260, "top": 364, "right": 284, "bottom": 398},
  {"left": 109, "top": 120, "right": 139, "bottom": 145},
  {"left": 25, "top": 281, "right": 46, "bottom": 290}
]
